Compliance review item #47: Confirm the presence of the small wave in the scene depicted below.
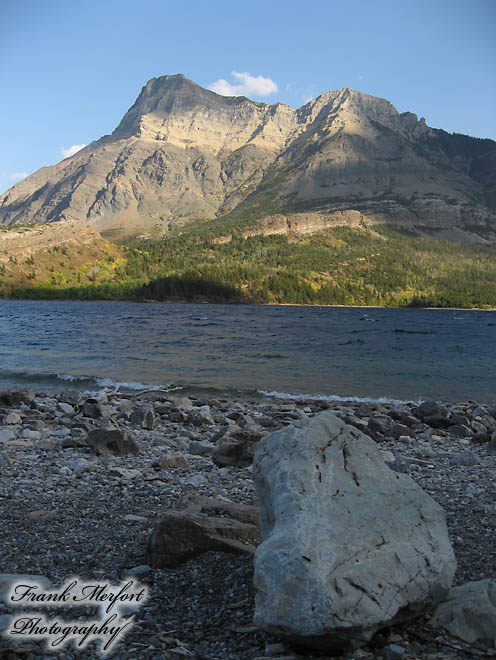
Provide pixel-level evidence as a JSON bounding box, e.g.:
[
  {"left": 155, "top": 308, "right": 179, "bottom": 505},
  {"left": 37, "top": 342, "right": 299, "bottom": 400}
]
[
  {"left": 0, "top": 369, "right": 176, "bottom": 394},
  {"left": 181, "top": 321, "right": 221, "bottom": 327},
  {"left": 92, "top": 377, "right": 157, "bottom": 391},
  {"left": 392, "top": 329, "right": 435, "bottom": 335},
  {"left": 259, "top": 390, "right": 416, "bottom": 405},
  {"left": 56, "top": 373, "right": 100, "bottom": 383},
  {"left": 59, "top": 374, "right": 180, "bottom": 393}
]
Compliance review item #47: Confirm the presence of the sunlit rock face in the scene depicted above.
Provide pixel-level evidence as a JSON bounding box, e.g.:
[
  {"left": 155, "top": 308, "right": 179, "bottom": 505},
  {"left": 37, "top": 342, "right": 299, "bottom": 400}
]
[{"left": 1, "top": 74, "right": 495, "bottom": 239}]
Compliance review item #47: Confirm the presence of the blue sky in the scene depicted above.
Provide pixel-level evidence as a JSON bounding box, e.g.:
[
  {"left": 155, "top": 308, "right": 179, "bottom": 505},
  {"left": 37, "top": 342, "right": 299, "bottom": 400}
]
[{"left": 1, "top": 0, "right": 495, "bottom": 195}]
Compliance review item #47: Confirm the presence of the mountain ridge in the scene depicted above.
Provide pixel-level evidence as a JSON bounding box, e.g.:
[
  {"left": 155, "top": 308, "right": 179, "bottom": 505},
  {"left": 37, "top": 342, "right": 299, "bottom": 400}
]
[{"left": 1, "top": 75, "right": 495, "bottom": 241}]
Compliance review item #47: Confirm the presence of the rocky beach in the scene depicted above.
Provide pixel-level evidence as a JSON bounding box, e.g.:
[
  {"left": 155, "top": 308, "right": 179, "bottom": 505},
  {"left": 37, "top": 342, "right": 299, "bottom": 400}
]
[{"left": 0, "top": 387, "right": 495, "bottom": 660}]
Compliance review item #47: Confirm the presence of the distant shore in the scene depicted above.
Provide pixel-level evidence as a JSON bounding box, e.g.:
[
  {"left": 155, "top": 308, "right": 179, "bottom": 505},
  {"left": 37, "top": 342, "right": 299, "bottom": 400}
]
[{"left": 3, "top": 295, "right": 496, "bottom": 312}]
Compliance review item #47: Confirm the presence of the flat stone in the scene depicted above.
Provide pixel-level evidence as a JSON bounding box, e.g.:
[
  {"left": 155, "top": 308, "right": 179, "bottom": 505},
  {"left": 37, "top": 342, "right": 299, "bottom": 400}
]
[
  {"left": 367, "top": 415, "right": 395, "bottom": 438},
  {"left": 430, "top": 579, "right": 496, "bottom": 650},
  {"left": 188, "top": 440, "right": 213, "bottom": 456},
  {"left": 70, "top": 457, "right": 91, "bottom": 473},
  {"left": 212, "top": 425, "right": 262, "bottom": 467},
  {"left": 382, "top": 644, "right": 406, "bottom": 660},
  {"left": 174, "top": 396, "right": 192, "bottom": 407},
  {"left": 22, "top": 429, "right": 42, "bottom": 440},
  {"left": 57, "top": 402, "right": 75, "bottom": 416},
  {"left": 61, "top": 435, "right": 88, "bottom": 448},
  {"left": 391, "top": 424, "right": 415, "bottom": 440},
  {"left": 450, "top": 450, "right": 481, "bottom": 466},
  {"left": 381, "top": 451, "right": 395, "bottom": 464},
  {"left": 145, "top": 495, "right": 261, "bottom": 568},
  {"left": 123, "top": 514, "right": 149, "bottom": 522},
  {"left": 155, "top": 456, "right": 189, "bottom": 469},
  {"left": 37, "top": 439, "right": 58, "bottom": 451},
  {"left": 449, "top": 424, "right": 473, "bottom": 439},
  {"left": 86, "top": 428, "right": 140, "bottom": 456},
  {"left": 0, "top": 389, "right": 34, "bottom": 407},
  {"left": 5, "top": 413, "right": 21, "bottom": 425},
  {"left": 124, "top": 564, "right": 152, "bottom": 578},
  {"left": 184, "top": 474, "right": 208, "bottom": 487},
  {"left": 188, "top": 405, "right": 215, "bottom": 426},
  {"left": 27, "top": 510, "right": 58, "bottom": 521},
  {"left": 81, "top": 402, "right": 103, "bottom": 418},
  {"left": 109, "top": 467, "right": 141, "bottom": 480},
  {"left": 417, "top": 401, "right": 441, "bottom": 418},
  {"left": 0, "top": 429, "right": 15, "bottom": 443},
  {"left": 8, "top": 440, "right": 33, "bottom": 449},
  {"left": 423, "top": 413, "right": 451, "bottom": 429}
]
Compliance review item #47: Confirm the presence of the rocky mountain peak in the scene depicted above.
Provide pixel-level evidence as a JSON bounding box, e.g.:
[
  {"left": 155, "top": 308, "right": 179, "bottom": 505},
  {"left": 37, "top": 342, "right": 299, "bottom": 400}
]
[
  {"left": 1, "top": 75, "right": 494, "bottom": 239},
  {"left": 111, "top": 74, "right": 220, "bottom": 139}
]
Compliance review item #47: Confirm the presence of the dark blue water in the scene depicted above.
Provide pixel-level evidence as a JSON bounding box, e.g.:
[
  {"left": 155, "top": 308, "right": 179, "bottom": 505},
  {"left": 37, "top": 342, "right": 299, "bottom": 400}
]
[{"left": 0, "top": 300, "right": 494, "bottom": 403}]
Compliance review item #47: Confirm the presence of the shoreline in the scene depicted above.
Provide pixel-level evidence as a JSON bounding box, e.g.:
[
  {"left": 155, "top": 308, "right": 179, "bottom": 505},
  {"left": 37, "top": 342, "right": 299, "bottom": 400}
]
[
  {"left": 2, "top": 297, "right": 496, "bottom": 312},
  {"left": 1, "top": 369, "right": 496, "bottom": 409},
  {"left": 1, "top": 385, "right": 495, "bottom": 658},
  {"left": 2, "top": 374, "right": 496, "bottom": 408}
]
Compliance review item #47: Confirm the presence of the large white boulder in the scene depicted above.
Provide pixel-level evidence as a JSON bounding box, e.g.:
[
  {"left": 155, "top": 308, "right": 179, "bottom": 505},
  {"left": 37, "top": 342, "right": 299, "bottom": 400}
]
[{"left": 253, "top": 412, "right": 456, "bottom": 653}]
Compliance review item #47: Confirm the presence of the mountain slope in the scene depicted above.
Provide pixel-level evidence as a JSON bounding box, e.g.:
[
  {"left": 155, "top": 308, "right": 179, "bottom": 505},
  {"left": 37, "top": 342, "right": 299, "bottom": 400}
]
[{"left": 1, "top": 75, "right": 495, "bottom": 240}]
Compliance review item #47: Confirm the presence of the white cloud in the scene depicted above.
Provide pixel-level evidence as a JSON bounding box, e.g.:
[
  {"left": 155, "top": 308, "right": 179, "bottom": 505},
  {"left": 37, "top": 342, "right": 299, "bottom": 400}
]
[
  {"left": 209, "top": 72, "right": 278, "bottom": 98},
  {"left": 60, "top": 144, "right": 86, "bottom": 158},
  {"left": 9, "top": 172, "right": 28, "bottom": 181}
]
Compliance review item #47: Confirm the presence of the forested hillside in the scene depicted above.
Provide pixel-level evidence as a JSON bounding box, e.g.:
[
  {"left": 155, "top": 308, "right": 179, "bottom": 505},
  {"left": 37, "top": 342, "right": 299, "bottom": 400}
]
[{"left": 3, "top": 222, "right": 496, "bottom": 308}]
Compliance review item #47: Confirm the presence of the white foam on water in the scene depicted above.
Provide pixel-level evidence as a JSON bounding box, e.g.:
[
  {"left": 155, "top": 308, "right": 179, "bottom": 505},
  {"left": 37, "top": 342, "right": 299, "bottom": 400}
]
[
  {"left": 94, "top": 377, "right": 154, "bottom": 391},
  {"left": 56, "top": 373, "right": 82, "bottom": 382},
  {"left": 258, "top": 389, "right": 418, "bottom": 406},
  {"left": 56, "top": 373, "right": 179, "bottom": 393}
]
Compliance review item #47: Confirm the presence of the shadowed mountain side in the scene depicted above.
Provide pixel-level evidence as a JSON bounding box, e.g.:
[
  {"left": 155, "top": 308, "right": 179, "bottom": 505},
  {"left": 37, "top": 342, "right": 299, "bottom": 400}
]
[
  {"left": 139, "top": 275, "right": 246, "bottom": 303},
  {"left": 8, "top": 276, "right": 247, "bottom": 304}
]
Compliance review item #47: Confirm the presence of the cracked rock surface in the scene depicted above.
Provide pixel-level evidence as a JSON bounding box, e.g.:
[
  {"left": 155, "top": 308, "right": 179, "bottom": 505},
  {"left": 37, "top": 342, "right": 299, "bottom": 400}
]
[{"left": 253, "top": 413, "right": 456, "bottom": 653}]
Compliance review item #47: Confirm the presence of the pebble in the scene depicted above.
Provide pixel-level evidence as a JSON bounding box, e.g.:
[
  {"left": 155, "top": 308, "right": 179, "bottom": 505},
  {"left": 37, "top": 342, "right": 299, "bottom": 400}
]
[
  {"left": 57, "top": 402, "right": 75, "bottom": 416},
  {"left": 4, "top": 413, "right": 21, "bottom": 425},
  {"left": 0, "top": 429, "right": 15, "bottom": 442},
  {"left": 184, "top": 474, "right": 209, "bottom": 486},
  {"left": 450, "top": 449, "right": 481, "bottom": 466},
  {"left": 381, "top": 644, "right": 406, "bottom": 660},
  {"left": 124, "top": 514, "right": 149, "bottom": 522}
]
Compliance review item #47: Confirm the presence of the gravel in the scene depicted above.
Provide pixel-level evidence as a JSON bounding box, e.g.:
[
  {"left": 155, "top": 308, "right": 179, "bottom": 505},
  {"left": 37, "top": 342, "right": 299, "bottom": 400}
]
[{"left": 0, "top": 389, "right": 495, "bottom": 659}]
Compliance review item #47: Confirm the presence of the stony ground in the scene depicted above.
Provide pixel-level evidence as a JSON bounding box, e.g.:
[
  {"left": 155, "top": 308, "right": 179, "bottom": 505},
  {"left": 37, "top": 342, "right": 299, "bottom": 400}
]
[{"left": 0, "top": 388, "right": 495, "bottom": 660}]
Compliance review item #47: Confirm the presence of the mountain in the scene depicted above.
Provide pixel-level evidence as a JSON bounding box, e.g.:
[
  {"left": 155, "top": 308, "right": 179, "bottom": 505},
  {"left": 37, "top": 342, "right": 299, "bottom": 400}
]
[{"left": 1, "top": 74, "right": 495, "bottom": 241}]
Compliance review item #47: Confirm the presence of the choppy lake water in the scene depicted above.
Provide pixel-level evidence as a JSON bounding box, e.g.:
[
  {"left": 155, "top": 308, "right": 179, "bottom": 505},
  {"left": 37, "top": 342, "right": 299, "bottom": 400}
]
[{"left": 0, "top": 300, "right": 494, "bottom": 403}]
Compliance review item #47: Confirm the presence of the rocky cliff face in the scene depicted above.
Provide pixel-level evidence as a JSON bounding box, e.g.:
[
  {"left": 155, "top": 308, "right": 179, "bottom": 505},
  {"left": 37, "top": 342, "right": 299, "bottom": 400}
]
[
  {"left": 1, "top": 75, "right": 495, "bottom": 239},
  {"left": 0, "top": 221, "right": 106, "bottom": 262}
]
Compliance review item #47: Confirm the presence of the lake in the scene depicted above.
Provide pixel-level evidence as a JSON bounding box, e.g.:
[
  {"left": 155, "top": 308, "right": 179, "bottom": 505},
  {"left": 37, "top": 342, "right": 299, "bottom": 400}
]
[{"left": 0, "top": 300, "right": 494, "bottom": 403}]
